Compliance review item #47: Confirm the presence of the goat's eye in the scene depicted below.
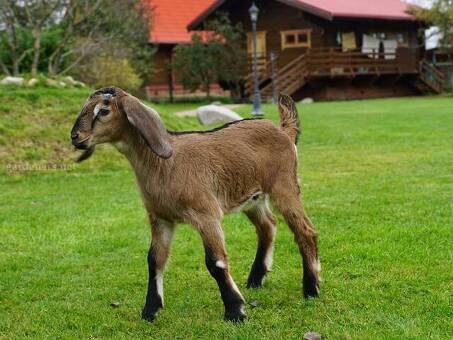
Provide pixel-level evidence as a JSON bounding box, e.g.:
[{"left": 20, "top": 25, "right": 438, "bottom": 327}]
[{"left": 98, "top": 108, "right": 110, "bottom": 116}]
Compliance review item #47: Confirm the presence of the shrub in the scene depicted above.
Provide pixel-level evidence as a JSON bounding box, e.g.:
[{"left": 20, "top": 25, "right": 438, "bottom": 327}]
[{"left": 76, "top": 56, "right": 142, "bottom": 91}]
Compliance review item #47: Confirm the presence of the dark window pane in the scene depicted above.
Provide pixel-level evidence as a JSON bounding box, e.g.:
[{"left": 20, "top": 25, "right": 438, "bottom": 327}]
[
  {"left": 298, "top": 33, "right": 308, "bottom": 43},
  {"left": 285, "top": 34, "right": 296, "bottom": 44}
]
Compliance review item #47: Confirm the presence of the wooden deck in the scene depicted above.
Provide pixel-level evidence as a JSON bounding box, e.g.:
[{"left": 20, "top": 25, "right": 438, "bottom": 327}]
[{"left": 244, "top": 48, "right": 445, "bottom": 98}]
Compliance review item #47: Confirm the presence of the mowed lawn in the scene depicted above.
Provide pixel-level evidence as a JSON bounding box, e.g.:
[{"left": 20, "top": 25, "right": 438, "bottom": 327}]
[{"left": 0, "top": 89, "right": 452, "bottom": 339}]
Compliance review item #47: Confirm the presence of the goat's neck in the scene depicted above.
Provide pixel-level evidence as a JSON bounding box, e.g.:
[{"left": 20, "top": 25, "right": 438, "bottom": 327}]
[{"left": 114, "top": 126, "right": 170, "bottom": 181}]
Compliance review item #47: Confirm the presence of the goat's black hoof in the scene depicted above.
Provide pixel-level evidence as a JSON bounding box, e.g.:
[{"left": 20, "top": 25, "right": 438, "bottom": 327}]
[
  {"left": 224, "top": 308, "right": 246, "bottom": 322},
  {"left": 303, "top": 276, "right": 320, "bottom": 298},
  {"left": 246, "top": 265, "right": 267, "bottom": 289},
  {"left": 246, "top": 276, "right": 264, "bottom": 288},
  {"left": 141, "top": 308, "right": 158, "bottom": 322}
]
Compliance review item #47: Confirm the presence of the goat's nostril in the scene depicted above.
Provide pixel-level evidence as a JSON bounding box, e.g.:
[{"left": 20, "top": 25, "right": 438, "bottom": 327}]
[{"left": 71, "top": 132, "right": 79, "bottom": 140}]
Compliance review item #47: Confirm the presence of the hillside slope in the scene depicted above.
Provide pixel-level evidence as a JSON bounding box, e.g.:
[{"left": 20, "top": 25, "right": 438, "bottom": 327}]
[{"left": 0, "top": 86, "right": 204, "bottom": 172}]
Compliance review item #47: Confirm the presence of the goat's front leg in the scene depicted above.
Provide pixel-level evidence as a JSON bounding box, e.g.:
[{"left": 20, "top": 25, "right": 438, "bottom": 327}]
[
  {"left": 199, "top": 221, "right": 246, "bottom": 322},
  {"left": 142, "top": 219, "right": 175, "bottom": 322}
]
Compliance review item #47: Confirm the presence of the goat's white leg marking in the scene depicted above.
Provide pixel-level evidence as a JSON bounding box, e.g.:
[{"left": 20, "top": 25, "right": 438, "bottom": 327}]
[
  {"left": 245, "top": 196, "right": 277, "bottom": 288},
  {"left": 159, "top": 220, "right": 175, "bottom": 245},
  {"left": 259, "top": 196, "right": 276, "bottom": 272},
  {"left": 154, "top": 219, "right": 174, "bottom": 306},
  {"left": 142, "top": 219, "right": 175, "bottom": 321},
  {"left": 198, "top": 219, "right": 246, "bottom": 321},
  {"left": 215, "top": 260, "right": 226, "bottom": 269},
  {"left": 228, "top": 274, "right": 245, "bottom": 301},
  {"left": 156, "top": 270, "right": 164, "bottom": 304},
  {"left": 265, "top": 197, "right": 276, "bottom": 271}
]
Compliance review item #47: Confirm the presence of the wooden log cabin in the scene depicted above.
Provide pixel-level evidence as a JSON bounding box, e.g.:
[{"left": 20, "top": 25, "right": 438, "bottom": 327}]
[
  {"left": 147, "top": 0, "right": 228, "bottom": 101},
  {"left": 188, "top": 0, "right": 446, "bottom": 101}
]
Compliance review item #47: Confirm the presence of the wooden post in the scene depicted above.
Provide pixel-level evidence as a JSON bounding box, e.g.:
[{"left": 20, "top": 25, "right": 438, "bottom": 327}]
[{"left": 270, "top": 52, "right": 278, "bottom": 104}]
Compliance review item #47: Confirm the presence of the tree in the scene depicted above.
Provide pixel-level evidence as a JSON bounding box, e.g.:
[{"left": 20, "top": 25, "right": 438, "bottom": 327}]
[
  {"left": 49, "top": 0, "right": 154, "bottom": 77},
  {"left": 205, "top": 14, "right": 247, "bottom": 100},
  {"left": 0, "top": 0, "right": 33, "bottom": 76},
  {"left": 411, "top": 0, "right": 453, "bottom": 57},
  {"left": 0, "top": 0, "right": 154, "bottom": 78},
  {"left": 172, "top": 14, "right": 247, "bottom": 100},
  {"left": 0, "top": 0, "right": 65, "bottom": 76},
  {"left": 172, "top": 34, "right": 218, "bottom": 98}
]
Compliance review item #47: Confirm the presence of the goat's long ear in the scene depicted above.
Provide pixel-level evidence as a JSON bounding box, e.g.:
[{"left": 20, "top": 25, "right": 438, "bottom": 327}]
[{"left": 120, "top": 95, "right": 173, "bottom": 159}]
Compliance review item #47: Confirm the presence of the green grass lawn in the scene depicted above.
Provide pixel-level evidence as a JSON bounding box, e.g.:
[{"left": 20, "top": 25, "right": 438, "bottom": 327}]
[{"left": 0, "top": 87, "right": 452, "bottom": 339}]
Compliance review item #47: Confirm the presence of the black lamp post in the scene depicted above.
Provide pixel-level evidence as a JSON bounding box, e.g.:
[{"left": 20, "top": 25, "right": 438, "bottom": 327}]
[{"left": 249, "top": 2, "right": 263, "bottom": 116}]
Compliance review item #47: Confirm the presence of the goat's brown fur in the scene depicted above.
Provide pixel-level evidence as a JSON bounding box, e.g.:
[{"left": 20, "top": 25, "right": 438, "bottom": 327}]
[{"left": 70, "top": 87, "right": 319, "bottom": 322}]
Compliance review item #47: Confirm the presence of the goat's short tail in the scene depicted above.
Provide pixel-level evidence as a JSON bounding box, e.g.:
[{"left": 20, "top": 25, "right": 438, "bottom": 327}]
[{"left": 278, "top": 93, "right": 300, "bottom": 144}]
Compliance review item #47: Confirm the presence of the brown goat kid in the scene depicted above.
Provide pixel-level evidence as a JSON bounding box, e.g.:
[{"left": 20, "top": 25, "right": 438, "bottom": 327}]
[{"left": 70, "top": 87, "right": 320, "bottom": 322}]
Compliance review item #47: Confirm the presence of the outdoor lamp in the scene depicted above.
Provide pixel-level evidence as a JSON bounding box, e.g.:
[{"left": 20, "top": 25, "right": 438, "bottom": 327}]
[
  {"left": 249, "top": 2, "right": 259, "bottom": 23},
  {"left": 249, "top": 2, "right": 263, "bottom": 116}
]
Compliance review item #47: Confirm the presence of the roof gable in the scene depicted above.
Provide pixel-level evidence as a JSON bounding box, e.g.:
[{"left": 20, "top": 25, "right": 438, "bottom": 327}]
[
  {"left": 148, "top": 0, "right": 214, "bottom": 44},
  {"left": 280, "top": 0, "right": 418, "bottom": 21},
  {"left": 188, "top": 0, "right": 419, "bottom": 30}
]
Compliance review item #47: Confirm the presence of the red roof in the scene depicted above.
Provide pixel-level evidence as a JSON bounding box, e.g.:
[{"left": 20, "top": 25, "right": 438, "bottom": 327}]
[
  {"left": 148, "top": 0, "right": 214, "bottom": 44},
  {"left": 189, "top": 0, "right": 418, "bottom": 29},
  {"left": 281, "top": 0, "right": 417, "bottom": 21}
]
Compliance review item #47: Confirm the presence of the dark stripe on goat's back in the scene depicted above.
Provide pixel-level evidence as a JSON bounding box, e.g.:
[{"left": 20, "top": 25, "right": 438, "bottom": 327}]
[{"left": 167, "top": 118, "right": 262, "bottom": 136}]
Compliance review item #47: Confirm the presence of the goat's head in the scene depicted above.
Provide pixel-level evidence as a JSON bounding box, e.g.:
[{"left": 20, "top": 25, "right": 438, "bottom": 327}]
[{"left": 70, "top": 86, "right": 172, "bottom": 162}]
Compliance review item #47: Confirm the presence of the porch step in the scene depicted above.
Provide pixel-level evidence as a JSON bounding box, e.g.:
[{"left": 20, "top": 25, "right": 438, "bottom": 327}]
[{"left": 418, "top": 60, "right": 445, "bottom": 94}]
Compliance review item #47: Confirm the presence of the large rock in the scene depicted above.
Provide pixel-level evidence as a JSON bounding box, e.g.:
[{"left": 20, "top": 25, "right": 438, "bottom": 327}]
[
  {"left": 74, "top": 80, "right": 86, "bottom": 88},
  {"left": 1, "top": 76, "right": 24, "bottom": 86},
  {"left": 197, "top": 105, "right": 242, "bottom": 126},
  {"left": 27, "top": 78, "right": 39, "bottom": 87},
  {"left": 46, "top": 79, "right": 60, "bottom": 87},
  {"left": 300, "top": 97, "right": 314, "bottom": 104},
  {"left": 63, "top": 76, "right": 76, "bottom": 86}
]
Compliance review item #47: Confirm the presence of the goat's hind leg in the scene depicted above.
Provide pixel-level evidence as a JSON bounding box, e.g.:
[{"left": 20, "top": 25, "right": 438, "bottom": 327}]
[
  {"left": 271, "top": 186, "right": 320, "bottom": 298},
  {"left": 198, "top": 220, "right": 246, "bottom": 322},
  {"left": 142, "top": 219, "right": 175, "bottom": 322},
  {"left": 245, "top": 199, "right": 277, "bottom": 288}
]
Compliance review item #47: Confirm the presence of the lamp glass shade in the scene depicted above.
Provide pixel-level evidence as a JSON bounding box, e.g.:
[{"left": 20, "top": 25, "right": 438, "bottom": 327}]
[{"left": 249, "top": 3, "right": 259, "bottom": 23}]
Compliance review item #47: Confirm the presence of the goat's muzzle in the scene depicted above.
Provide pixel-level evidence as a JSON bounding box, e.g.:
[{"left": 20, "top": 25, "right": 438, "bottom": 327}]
[{"left": 72, "top": 136, "right": 90, "bottom": 150}]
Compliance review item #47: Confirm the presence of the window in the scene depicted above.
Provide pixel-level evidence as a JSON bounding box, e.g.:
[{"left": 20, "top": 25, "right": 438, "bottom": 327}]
[
  {"left": 247, "top": 31, "right": 267, "bottom": 57},
  {"left": 281, "top": 29, "right": 311, "bottom": 49}
]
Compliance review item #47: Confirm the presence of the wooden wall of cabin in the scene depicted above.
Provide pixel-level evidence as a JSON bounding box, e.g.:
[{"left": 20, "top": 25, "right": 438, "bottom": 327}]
[
  {"left": 212, "top": 0, "right": 421, "bottom": 67},
  {"left": 221, "top": 0, "right": 328, "bottom": 68},
  {"left": 322, "top": 19, "right": 421, "bottom": 50},
  {"left": 150, "top": 44, "right": 173, "bottom": 86}
]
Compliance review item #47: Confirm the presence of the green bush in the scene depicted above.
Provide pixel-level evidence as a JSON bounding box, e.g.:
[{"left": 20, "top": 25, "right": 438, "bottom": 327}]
[{"left": 75, "top": 56, "right": 142, "bottom": 91}]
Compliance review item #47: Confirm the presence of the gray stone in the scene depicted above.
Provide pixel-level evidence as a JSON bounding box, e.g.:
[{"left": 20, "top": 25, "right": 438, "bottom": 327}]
[
  {"left": 63, "top": 76, "right": 76, "bottom": 86},
  {"left": 74, "top": 80, "right": 86, "bottom": 88},
  {"left": 304, "top": 332, "right": 321, "bottom": 340},
  {"left": 27, "top": 78, "right": 39, "bottom": 87},
  {"left": 46, "top": 79, "right": 60, "bottom": 87},
  {"left": 301, "top": 97, "right": 314, "bottom": 104},
  {"left": 1, "top": 76, "right": 24, "bottom": 86},
  {"left": 197, "top": 105, "right": 242, "bottom": 126}
]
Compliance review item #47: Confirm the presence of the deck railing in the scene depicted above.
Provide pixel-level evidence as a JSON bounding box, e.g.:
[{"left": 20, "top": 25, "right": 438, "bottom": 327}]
[
  {"left": 244, "top": 47, "right": 424, "bottom": 97},
  {"left": 244, "top": 54, "right": 278, "bottom": 95},
  {"left": 306, "top": 47, "right": 419, "bottom": 76},
  {"left": 419, "top": 60, "right": 446, "bottom": 93}
]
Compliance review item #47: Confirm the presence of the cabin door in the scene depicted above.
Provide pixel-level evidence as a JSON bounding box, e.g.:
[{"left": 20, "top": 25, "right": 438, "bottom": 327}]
[{"left": 247, "top": 31, "right": 267, "bottom": 72}]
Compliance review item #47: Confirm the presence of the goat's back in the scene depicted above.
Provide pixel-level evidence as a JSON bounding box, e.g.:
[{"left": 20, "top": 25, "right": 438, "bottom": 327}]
[{"left": 167, "top": 119, "right": 298, "bottom": 212}]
